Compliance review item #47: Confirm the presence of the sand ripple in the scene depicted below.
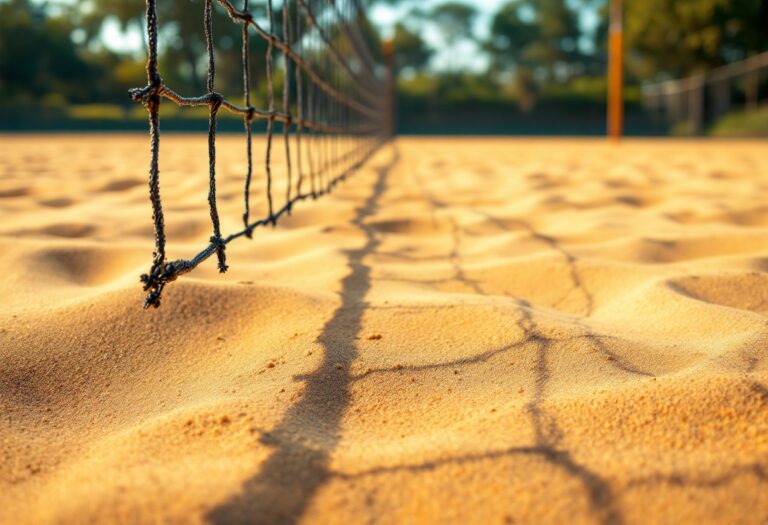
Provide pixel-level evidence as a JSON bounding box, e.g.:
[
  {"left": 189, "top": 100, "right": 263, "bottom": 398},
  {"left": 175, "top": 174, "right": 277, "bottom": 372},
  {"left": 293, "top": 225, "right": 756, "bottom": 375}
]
[{"left": 0, "top": 136, "right": 766, "bottom": 524}]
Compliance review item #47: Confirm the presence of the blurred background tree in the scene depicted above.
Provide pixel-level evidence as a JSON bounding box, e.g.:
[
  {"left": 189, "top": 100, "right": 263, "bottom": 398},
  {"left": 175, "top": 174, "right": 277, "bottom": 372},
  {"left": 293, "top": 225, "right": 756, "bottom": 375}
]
[
  {"left": 431, "top": 2, "right": 477, "bottom": 73},
  {"left": 624, "top": 0, "right": 768, "bottom": 80},
  {"left": 392, "top": 20, "right": 432, "bottom": 76},
  {"left": 0, "top": 0, "right": 94, "bottom": 105},
  {"left": 0, "top": 0, "right": 766, "bottom": 134}
]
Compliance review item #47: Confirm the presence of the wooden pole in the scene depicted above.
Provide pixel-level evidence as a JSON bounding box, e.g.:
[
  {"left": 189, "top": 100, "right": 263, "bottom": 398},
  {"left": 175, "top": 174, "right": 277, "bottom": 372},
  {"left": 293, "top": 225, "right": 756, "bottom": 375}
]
[
  {"left": 382, "top": 39, "right": 395, "bottom": 139},
  {"left": 746, "top": 70, "right": 759, "bottom": 111},
  {"left": 689, "top": 75, "right": 705, "bottom": 135},
  {"left": 607, "top": 0, "right": 624, "bottom": 142}
]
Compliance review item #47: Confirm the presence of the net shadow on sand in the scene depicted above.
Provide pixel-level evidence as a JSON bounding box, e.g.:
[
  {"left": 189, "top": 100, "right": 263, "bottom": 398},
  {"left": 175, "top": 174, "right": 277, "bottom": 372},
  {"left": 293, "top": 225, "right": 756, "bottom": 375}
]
[
  {"left": 207, "top": 146, "right": 399, "bottom": 525},
  {"left": 205, "top": 144, "right": 632, "bottom": 525},
  {"left": 341, "top": 158, "right": 766, "bottom": 523},
  {"left": 208, "top": 142, "right": 767, "bottom": 524}
]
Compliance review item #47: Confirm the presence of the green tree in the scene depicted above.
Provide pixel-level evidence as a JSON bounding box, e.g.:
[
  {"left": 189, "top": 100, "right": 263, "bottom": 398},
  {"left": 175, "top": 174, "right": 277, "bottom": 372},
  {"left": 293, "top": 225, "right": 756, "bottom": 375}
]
[
  {"left": 432, "top": 2, "right": 477, "bottom": 42},
  {"left": 488, "top": 0, "right": 582, "bottom": 81},
  {"left": 77, "top": 0, "right": 267, "bottom": 96},
  {"left": 487, "top": 2, "right": 539, "bottom": 69},
  {"left": 624, "top": 0, "right": 768, "bottom": 80},
  {"left": 0, "top": 0, "right": 95, "bottom": 104},
  {"left": 487, "top": 0, "right": 585, "bottom": 110},
  {"left": 432, "top": 2, "right": 477, "bottom": 72},
  {"left": 392, "top": 22, "right": 432, "bottom": 73}
]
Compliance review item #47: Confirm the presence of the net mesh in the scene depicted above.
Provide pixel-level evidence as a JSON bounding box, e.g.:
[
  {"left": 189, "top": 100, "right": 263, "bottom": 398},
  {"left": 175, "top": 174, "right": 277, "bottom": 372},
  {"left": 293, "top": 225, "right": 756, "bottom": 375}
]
[{"left": 129, "top": 0, "right": 391, "bottom": 308}]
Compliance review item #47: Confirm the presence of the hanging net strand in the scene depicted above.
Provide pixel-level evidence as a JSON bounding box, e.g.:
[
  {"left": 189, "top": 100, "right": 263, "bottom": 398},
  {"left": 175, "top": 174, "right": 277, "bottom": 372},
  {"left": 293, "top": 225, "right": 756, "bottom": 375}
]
[{"left": 130, "top": 0, "right": 391, "bottom": 309}]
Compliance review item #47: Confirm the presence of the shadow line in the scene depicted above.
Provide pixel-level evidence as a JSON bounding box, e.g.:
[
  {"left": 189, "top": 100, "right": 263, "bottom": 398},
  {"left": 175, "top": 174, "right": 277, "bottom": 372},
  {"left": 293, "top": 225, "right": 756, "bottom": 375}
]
[
  {"left": 206, "top": 146, "right": 398, "bottom": 525},
  {"left": 405, "top": 164, "right": 627, "bottom": 524},
  {"left": 626, "top": 463, "right": 768, "bottom": 489},
  {"left": 468, "top": 212, "right": 594, "bottom": 315}
]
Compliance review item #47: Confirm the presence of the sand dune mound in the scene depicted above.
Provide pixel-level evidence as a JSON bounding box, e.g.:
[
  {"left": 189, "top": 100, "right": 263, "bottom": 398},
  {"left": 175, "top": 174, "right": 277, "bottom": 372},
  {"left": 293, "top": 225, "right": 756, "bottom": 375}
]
[{"left": 0, "top": 136, "right": 766, "bottom": 524}]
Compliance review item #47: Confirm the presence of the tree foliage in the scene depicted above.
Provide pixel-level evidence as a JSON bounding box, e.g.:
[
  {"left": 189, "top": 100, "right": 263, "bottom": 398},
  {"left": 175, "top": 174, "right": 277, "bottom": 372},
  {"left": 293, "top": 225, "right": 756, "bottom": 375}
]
[
  {"left": 0, "top": 0, "right": 766, "bottom": 115},
  {"left": 624, "top": 0, "right": 768, "bottom": 80},
  {"left": 488, "top": 0, "right": 582, "bottom": 80},
  {"left": 76, "top": 0, "right": 268, "bottom": 95},
  {"left": 0, "top": 0, "right": 93, "bottom": 103},
  {"left": 432, "top": 2, "right": 478, "bottom": 43},
  {"left": 392, "top": 22, "right": 432, "bottom": 73}
]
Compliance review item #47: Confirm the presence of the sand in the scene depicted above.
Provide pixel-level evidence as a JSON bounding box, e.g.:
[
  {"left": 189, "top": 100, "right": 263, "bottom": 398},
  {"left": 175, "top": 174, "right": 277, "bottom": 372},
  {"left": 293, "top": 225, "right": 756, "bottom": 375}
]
[{"left": 0, "top": 135, "right": 766, "bottom": 525}]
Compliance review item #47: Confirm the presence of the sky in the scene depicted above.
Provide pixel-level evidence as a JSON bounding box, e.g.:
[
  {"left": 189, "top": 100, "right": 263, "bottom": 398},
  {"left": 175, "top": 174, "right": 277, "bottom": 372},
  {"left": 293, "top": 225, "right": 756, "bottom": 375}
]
[
  {"left": 95, "top": 0, "right": 518, "bottom": 59},
  {"left": 371, "top": 0, "right": 512, "bottom": 38},
  {"left": 370, "top": 0, "right": 512, "bottom": 72},
  {"left": 374, "top": 0, "right": 600, "bottom": 72},
  {"left": 87, "top": 0, "right": 599, "bottom": 73}
]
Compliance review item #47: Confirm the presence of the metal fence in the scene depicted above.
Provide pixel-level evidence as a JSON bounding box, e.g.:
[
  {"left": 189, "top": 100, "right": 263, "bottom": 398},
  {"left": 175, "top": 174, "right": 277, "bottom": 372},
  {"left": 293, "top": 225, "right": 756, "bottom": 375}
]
[{"left": 642, "top": 51, "right": 768, "bottom": 135}]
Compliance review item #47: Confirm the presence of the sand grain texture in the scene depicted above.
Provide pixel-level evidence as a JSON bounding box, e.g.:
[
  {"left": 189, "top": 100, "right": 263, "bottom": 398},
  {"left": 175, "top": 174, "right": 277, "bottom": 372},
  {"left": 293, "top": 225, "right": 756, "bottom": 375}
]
[{"left": 0, "top": 136, "right": 767, "bottom": 524}]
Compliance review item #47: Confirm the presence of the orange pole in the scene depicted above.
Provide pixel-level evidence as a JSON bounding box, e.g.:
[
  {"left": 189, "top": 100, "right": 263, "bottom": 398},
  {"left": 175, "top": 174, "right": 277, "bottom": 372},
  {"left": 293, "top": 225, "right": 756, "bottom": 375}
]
[{"left": 607, "top": 0, "right": 623, "bottom": 142}]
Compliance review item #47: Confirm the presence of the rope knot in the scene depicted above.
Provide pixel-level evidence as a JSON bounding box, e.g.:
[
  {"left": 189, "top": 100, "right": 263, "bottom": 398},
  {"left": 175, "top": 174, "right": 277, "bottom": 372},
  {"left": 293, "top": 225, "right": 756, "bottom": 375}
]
[
  {"left": 140, "top": 259, "right": 178, "bottom": 309},
  {"left": 209, "top": 92, "right": 224, "bottom": 110},
  {"left": 128, "top": 75, "right": 165, "bottom": 106},
  {"left": 246, "top": 106, "right": 256, "bottom": 123},
  {"left": 243, "top": 213, "right": 253, "bottom": 238},
  {"left": 149, "top": 72, "right": 163, "bottom": 93},
  {"left": 210, "top": 235, "right": 229, "bottom": 273},
  {"left": 210, "top": 235, "right": 224, "bottom": 247}
]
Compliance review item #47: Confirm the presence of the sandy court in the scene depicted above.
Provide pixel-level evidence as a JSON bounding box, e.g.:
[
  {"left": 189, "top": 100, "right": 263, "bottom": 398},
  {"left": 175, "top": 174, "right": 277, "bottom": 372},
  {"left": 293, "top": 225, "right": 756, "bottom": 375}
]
[{"left": 0, "top": 135, "right": 767, "bottom": 524}]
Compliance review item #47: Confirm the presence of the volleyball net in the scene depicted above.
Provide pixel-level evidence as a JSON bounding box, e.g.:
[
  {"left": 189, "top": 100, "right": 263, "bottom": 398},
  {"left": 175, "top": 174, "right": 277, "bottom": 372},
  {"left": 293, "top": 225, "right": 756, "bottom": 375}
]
[{"left": 129, "top": 0, "right": 392, "bottom": 308}]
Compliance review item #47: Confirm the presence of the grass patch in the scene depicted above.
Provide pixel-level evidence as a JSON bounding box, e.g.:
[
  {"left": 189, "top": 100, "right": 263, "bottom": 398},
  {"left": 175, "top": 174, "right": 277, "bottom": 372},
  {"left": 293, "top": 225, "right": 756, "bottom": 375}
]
[
  {"left": 710, "top": 106, "right": 768, "bottom": 137},
  {"left": 68, "top": 104, "right": 126, "bottom": 120}
]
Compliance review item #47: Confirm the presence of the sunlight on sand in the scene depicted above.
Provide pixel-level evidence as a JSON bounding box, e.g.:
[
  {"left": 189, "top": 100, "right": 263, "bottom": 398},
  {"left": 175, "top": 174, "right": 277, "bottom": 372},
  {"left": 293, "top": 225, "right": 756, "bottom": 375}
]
[{"left": 0, "top": 135, "right": 766, "bottom": 524}]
